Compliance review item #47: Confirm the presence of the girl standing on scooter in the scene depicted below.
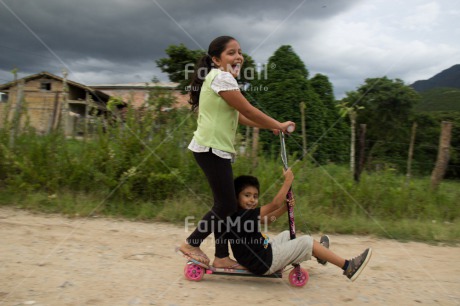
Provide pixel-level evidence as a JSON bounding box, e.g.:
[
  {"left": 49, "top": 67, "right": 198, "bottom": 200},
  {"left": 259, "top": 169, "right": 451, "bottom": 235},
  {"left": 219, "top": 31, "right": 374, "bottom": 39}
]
[{"left": 179, "top": 35, "right": 295, "bottom": 269}]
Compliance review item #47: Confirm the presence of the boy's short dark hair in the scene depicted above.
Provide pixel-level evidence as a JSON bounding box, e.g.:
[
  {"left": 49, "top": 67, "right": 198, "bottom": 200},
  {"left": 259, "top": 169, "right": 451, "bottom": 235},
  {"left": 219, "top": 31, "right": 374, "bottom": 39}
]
[{"left": 234, "top": 175, "right": 260, "bottom": 197}]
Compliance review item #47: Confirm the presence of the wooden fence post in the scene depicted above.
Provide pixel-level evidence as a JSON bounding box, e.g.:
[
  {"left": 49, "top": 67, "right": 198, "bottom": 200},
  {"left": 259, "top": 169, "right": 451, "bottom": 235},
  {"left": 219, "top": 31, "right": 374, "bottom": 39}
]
[
  {"left": 251, "top": 127, "right": 259, "bottom": 169},
  {"left": 354, "top": 124, "right": 366, "bottom": 183},
  {"left": 61, "top": 68, "right": 70, "bottom": 136},
  {"left": 300, "top": 102, "right": 307, "bottom": 156},
  {"left": 406, "top": 122, "right": 417, "bottom": 186},
  {"left": 9, "top": 79, "right": 25, "bottom": 147},
  {"left": 85, "top": 90, "right": 90, "bottom": 138},
  {"left": 245, "top": 125, "right": 251, "bottom": 157},
  {"left": 349, "top": 111, "right": 357, "bottom": 174},
  {"left": 431, "top": 121, "right": 453, "bottom": 189}
]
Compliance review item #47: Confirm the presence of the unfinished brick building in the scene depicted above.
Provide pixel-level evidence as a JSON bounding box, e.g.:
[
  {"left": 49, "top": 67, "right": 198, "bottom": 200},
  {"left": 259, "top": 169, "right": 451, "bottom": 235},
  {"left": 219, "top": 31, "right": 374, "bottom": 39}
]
[{"left": 0, "top": 71, "right": 111, "bottom": 136}]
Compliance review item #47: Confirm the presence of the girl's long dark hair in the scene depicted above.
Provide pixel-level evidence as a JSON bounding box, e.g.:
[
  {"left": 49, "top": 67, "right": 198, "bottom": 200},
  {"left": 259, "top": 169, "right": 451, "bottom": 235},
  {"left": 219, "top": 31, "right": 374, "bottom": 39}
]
[{"left": 189, "top": 36, "right": 236, "bottom": 111}]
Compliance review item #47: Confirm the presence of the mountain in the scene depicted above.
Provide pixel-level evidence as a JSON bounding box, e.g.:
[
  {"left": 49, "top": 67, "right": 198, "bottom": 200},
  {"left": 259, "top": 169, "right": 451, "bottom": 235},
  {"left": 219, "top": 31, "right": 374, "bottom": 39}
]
[
  {"left": 411, "top": 64, "right": 460, "bottom": 92},
  {"left": 414, "top": 87, "right": 460, "bottom": 112}
]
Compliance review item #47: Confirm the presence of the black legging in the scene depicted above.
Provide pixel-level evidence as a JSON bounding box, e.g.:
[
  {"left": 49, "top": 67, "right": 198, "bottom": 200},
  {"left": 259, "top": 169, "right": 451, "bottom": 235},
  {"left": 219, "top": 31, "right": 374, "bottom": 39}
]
[{"left": 186, "top": 150, "right": 237, "bottom": 258}]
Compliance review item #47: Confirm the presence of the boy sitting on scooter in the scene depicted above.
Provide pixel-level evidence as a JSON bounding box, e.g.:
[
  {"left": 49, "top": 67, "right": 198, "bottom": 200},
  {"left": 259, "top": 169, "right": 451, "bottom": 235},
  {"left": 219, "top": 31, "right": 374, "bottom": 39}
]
[{"left": 226, "top": 168, "right": 372, "bottom": 281}]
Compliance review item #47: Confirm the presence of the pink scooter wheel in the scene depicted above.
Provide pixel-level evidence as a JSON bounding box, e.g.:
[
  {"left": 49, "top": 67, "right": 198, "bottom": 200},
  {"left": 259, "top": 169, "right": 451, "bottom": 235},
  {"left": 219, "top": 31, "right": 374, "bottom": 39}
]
[
  {"left": 288, "top": 267, "right": 309, "bottom": 287},
  {"left": 184, "top": 263, "right": 205, "bottom": 281}
]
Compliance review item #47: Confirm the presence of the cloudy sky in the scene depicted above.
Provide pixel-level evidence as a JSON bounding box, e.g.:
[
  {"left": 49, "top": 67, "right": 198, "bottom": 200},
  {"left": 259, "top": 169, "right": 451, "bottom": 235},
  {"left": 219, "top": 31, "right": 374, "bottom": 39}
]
[{"left": 0, "top": 0, "right": 459, "bottom": 98}]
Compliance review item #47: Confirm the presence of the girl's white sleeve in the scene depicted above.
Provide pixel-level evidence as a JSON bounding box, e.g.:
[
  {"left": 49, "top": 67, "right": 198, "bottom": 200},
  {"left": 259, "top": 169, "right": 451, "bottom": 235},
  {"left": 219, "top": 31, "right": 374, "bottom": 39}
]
[{"left": 210, "top": 71, "right": 240, "bottom": 94}]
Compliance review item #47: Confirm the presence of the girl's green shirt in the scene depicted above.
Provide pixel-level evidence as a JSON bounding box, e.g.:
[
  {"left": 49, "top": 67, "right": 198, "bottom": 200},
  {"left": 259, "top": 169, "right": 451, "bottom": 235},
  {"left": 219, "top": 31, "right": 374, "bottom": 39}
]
[{"left": 193, "top": 69, "right": 239, "bottom": 154}]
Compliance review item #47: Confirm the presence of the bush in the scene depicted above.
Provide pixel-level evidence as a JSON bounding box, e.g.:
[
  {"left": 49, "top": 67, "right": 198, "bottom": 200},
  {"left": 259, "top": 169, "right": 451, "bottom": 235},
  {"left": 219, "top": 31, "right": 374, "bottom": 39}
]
[{"left": 0, "top": 105, "right": 459, "bottom": 242}]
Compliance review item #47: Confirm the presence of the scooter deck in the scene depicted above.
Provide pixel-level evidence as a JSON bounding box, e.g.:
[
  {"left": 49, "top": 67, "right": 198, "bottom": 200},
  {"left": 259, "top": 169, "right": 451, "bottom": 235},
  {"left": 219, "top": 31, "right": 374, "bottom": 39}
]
[{"left": 177, "top": 247, "right": 282, "bottom": 278}]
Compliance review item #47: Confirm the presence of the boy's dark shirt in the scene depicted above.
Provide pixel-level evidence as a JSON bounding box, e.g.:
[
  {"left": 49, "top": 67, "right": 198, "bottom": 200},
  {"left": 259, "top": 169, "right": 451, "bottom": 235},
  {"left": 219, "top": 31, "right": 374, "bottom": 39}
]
[{"left": 227, "top": 208, "right": 273, "bottom": 275}]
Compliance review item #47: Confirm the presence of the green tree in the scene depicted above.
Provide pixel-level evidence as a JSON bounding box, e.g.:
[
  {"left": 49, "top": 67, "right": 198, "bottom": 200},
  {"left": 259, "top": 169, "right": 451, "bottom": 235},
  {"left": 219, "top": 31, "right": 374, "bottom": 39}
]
[
  {"left": 248, "top": 45, "right": 336, "bottom": 163},
  {"left": 238, "top": 55, "right": 256, "bottom": 86},
  {"left": 310, "top": 73, "right": 349, "bottom": 163},
  {"left": 156, "top": 44, "right": 257, "bottom": 92},
  {"left": 155, "top": 44, "right": 204, "bottom": 92},
  {"left": 344, "top": 77, "right": 421, "bottom": 170}
]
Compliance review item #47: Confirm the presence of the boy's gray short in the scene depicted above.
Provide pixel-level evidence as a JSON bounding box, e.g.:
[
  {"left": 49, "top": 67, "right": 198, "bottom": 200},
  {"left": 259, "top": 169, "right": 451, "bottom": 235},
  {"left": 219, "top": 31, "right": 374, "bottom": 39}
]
[{"left": 264, "top": 230, "right": 313, "bottom": 275}]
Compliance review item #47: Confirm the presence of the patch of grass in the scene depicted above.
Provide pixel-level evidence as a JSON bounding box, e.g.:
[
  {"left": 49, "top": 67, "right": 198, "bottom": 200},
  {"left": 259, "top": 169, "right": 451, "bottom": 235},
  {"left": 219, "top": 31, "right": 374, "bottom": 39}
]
[
  {"left": 155, "top": 194, "right": 209, "bottom": 225},
  {"left": 1, "top": 187, "right": 458, "bottom": 244},
  {"left": 269, "top": 210, "right": 459, "bottom": 244},
  {"left": 0, "top": 189, "right": 106, "bottom": 217}
]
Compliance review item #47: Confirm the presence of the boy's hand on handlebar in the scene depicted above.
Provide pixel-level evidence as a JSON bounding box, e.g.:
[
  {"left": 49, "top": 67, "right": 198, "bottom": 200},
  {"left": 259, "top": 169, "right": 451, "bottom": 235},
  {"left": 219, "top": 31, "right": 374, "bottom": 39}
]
[
  {"left": 283, "top": 167, "right": 294, "bottom": 185},
  {"left": 287, "top": 197, "right": 296, "bottom": 207}
]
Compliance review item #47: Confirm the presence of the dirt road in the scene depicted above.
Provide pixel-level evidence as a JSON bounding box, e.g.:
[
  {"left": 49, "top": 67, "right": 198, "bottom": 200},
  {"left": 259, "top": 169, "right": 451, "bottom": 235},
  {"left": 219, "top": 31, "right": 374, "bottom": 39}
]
[{"left": 0, "top": 207, "right": 459, "bottom": 305}]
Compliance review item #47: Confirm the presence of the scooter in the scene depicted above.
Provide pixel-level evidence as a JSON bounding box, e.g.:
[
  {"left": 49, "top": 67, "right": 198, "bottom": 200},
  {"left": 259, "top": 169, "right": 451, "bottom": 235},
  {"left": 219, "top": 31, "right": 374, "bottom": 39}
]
[{"left": 179, "top": 130, "right": 309, "bottom": 287}]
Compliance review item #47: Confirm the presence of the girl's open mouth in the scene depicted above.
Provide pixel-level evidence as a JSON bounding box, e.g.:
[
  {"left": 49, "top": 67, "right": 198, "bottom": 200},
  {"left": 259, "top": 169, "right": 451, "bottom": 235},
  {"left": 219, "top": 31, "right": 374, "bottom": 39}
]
[{"left": 231, "top": 64, "right": 241, "bottom": 74}]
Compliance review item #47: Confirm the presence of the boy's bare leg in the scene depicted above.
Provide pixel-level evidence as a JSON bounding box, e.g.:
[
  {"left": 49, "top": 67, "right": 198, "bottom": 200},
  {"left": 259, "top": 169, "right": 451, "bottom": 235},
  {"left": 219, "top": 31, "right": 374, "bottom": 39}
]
[{"left": 312, "top": 240, "right": 345, "bottom": 268}]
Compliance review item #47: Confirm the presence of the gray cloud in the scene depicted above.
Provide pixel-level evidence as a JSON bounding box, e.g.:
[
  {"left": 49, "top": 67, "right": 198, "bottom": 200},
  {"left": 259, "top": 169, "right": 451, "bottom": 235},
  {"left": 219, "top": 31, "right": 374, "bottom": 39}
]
[{"left": 0, "top": 0, "right": 458, "bottom": 97}]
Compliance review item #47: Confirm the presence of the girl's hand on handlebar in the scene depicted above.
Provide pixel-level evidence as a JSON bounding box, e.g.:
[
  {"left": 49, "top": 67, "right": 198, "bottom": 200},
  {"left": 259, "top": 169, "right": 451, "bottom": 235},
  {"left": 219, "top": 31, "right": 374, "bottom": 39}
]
[
  {"left": 280, "top": 122, "right": 295, "bottom": 134},
  {"left": 287, "top": 197, "right": 296, "bottom": 207},
  {"left": 272, "top": 122, "right": 295, "bottom": 135}
]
